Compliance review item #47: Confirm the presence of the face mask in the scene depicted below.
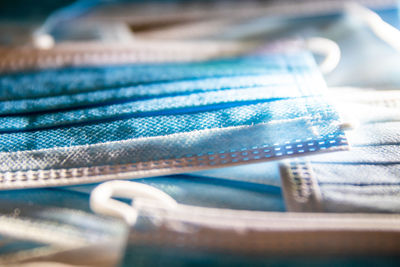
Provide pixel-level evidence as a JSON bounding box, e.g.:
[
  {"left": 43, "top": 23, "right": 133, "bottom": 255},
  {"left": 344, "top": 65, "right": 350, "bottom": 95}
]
[
  {"left": 0, "top": 51, "right": 347, "bottom": 190},
  {"left": 50, "top": 0, "right": 395, "bottom": 42},
  {"left": 88, "top": 179, "right": 400, "bottom": 266},
  {"left": 280, "top": 88, "right": 400, "bottom": 213},
  {"left": 197, "top": 3, "right": 400, "bottom": 89},
  {"left": 0, "top": 165, "right": 284, "bottom": 265}
]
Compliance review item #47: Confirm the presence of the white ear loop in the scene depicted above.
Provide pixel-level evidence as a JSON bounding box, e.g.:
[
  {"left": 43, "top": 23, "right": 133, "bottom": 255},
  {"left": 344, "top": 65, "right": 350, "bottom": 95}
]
[
  {"left": 304, "top": 37, "right": 341, "bottom": 74},
  {"left": 90, "top": 180, "right": 400, "bottom": 235},
  {"left": 345, "top": 2, "right": 400, "bottom": 52},
  {"left": 90, "top": 180, "right": 270, "bottom": 230},
  {"left": 90, "top": 180, "right": 178, "bottom": 225},
  {"left": 297, "top": 2, "right": 400, "bottom": 74}
]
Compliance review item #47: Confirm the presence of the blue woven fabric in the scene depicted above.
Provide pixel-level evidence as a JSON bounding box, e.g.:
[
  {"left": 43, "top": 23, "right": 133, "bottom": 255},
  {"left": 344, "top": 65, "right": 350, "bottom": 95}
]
[
  {"left": 0, "top": 53, "right": 339, "bottom": 153},
  {"left": 0, "top": 51, "right": 347, "bottom": 190},
  {"left": 0, "top": 96, "right": 338, "bottom": 152},
  {"left": 0, "top": 56, "right": 300, "bottom": 101}
]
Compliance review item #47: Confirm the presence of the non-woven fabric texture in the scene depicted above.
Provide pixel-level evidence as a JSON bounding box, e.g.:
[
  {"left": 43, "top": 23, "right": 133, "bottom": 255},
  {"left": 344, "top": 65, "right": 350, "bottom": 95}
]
[
  {"left": 0, "top": 51, "right": 347, "bottom": 189},
  {"left": 280, "top": 88, "right": 400, "bottom": 213}
]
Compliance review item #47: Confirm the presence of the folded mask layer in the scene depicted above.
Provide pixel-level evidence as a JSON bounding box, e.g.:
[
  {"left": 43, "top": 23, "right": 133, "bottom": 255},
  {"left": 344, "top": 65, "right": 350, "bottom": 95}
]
[
  {"left": 280, "top": 88, "right": 400, "bottom": 213},
  {"left": 0, "top": 52, "right": 347, "bottom": 189}
]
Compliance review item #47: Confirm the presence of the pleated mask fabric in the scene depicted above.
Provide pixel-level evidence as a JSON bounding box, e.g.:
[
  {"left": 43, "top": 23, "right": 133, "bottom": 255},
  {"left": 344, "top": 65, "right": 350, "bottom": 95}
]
[{"left": 0, "top": 51, "right": 347, "bottom": 189}]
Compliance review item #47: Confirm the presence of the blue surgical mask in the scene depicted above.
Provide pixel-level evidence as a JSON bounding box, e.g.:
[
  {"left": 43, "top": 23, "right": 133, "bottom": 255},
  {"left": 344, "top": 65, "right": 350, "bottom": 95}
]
[
  {"left": 0, "top": 51, "right": 347, "bottom": 189},
  {"left": 88, "top": 179, "right": 400, "bottom": 266},
  {"left": 280, "top": 88, "right": 400, "bottom": 213}
]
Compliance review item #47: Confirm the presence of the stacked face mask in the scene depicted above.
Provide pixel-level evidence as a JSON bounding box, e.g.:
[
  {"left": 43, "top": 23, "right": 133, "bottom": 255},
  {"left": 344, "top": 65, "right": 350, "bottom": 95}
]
[
  {"left": 280, "top": 88, "right": 400, "bottom": 213},
  {"left": 0, "top": 51, "right": 347, "bottom": 189}
]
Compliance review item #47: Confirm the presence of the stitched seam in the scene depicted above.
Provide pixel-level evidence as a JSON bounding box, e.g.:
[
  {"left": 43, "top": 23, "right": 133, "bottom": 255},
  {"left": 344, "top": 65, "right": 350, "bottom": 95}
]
[
  {"left": 0, "top": 47, "right": 248, "bottom": 73},
  {"left": 365, "top": 98, "right": 400, "bottom": 108},
  {"left": 283, "top": 161, "right": 324, "bottom": 212},
  {"left": 0, "top": 135, "right": 348, "bottom": 188},
  {"left": 0, "top": 112, "right": 329, "bottom": 154}
]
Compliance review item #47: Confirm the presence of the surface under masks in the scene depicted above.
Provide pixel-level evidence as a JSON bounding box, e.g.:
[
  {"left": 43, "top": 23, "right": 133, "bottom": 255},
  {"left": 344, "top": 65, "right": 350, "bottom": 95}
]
[
  {"left": 0, "top": 51, "right": 347, "bottom": 189},
  {"left": 280, "top": 88, "right": 400, "bottom": 213}
]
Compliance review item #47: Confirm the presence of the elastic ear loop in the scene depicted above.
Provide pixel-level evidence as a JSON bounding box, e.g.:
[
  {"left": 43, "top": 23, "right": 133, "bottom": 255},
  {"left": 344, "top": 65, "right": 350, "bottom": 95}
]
[
  {"left": 300, "top": 3, "right": 400, "bottom": 74},
  {"left": 90, "top": 180, "right": 178, "bottom": 225},
  {"left": 304, "top": 37, "right": 341, "bottom": 74},
  {"left": 90, "top": 180, "right": 400, "bottom": 235},
  {"left": 345, "top": 3, "right": 400, "bottom": 53},
  {"left": 90, "top": 180, "right": 260, "bottom": 230},
  {"left": 91, "top": 180, "right": 278, "bottom": 230}
]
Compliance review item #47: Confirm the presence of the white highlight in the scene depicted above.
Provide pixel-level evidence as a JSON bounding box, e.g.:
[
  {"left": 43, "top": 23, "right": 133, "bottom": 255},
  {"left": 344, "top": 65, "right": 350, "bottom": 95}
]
[
  {"left": 32, "top": 33, "right": 55, "bottom": 50},
  {"left": 305, "top": 37, "right": 341, "bottom": 74},
  {"left": 346, "top": 2, "right": 400, "bottom": 52}
]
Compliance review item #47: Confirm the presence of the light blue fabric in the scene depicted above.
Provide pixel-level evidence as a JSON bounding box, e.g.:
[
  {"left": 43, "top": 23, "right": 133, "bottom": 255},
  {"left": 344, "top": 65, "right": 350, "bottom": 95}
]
[
  {"left": 0, "top": 53, "right": 343, "bottom": 153},
  {"left": 300, "top": 122, "right": 400, "bottom": 213},
  {"left": 0, "top": 83, "right": 306, "bottom": 131},
  {"left": 281, "top": 90, "right": 400, "bottom": 213},
  {"left": 210, "top": 7, "right": 400, "bottom": 89},
  {"left": 0, "top": 55, "right": 303, "bottom": 102},
  {"left": 0, "top": 96, "right": 338, "bottom": 152}
]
